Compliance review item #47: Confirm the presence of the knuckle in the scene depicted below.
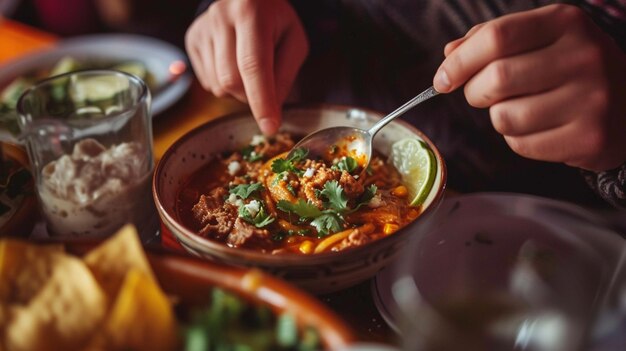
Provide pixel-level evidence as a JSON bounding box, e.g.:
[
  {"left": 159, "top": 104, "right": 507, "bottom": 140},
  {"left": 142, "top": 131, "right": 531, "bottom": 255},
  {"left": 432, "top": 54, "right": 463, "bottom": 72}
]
[
  {"left": 212, "top": 86, "right": 227, "bottom": 98},
  {"left": 484, "top": 22, "right": 508, "bottom": 54},
  {"left": 489, "top": 61, "right": 511, "bottom": 91},
  {"left": 555, "top": 4, "right": 586, "bottom": 25},
  {"left": 238, "top": 54, "right": 265, "bottom": 75},
  {"left": 216, "top": 72, "right": 243, "bottom": 92},
  {"left": 490, "top": 105, "right": 514, "bottom": 135},
  {"left": 445, "top": 53, "right": 464, "bottom": 79},
  {"left": 230, "top": 0, "right": 257, "bottom": 18},
  {"left": 198, "top": 77, "right": 213, "bottom": 91},
  {"left": 463, "top": 84, "right": 484, "bottom": 108}
]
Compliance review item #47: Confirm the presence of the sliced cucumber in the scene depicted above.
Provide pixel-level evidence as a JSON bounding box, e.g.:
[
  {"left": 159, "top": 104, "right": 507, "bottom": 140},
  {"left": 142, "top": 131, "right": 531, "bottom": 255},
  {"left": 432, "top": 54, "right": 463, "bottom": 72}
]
[
  {"left": 49, "top": 56, "right": 80, "bottom": 78},
  {"left": 70, "top": 74, "right": 130, "bottom": 103},
  {"left": 0, "top": 77, "right": 33, "bottom": 109},
  {"left": 49, "top": 56, "right": 81, "bottom": 101}
]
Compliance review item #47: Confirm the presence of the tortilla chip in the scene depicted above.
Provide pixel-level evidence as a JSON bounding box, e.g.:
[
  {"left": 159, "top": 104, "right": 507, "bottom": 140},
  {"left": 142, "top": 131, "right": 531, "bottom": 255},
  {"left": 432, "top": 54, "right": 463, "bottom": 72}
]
[
  {"left": 104, "top": 268, "right": 179, "bottom": 351},
  {"left": 5, "top": 254, "right": 107, "bottom": 351},
  {"left": 0, "top": 239, "right": 64, "bottom": 304},
  {"left": 83, "top": 224, "right": 154, "bottom": 301}
]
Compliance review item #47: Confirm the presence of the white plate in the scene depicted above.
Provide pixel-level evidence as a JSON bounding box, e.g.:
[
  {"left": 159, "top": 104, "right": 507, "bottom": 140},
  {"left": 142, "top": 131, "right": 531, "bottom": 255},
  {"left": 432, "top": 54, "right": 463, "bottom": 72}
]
[
  {"left": 372, "top": 192, "right": 626, "bottom": 349},
  {"left": 0, "top": 33, "right": 192, "bottom": 116}
]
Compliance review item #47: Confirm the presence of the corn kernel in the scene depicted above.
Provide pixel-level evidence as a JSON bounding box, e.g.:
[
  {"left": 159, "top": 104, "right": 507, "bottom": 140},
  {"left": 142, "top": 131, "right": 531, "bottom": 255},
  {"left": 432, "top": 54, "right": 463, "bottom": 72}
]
[
  {"left": 383, "top": 223, "right": 399, "bottom": 235},
  {"left": 299, "top": 240, "right": 314, "bottom": 254},
  {"left": 392, "top": 185, "right": 408, "bottom": 197}
]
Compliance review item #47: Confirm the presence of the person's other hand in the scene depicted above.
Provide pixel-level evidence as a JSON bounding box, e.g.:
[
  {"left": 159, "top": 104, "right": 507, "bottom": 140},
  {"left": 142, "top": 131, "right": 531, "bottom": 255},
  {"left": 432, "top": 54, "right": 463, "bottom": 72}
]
[
  {"left": 434, "top": 4, "right": 626, "bottom": 171},
  {"left": 185, "top": 0, "right": 309, "bottom": 135}
]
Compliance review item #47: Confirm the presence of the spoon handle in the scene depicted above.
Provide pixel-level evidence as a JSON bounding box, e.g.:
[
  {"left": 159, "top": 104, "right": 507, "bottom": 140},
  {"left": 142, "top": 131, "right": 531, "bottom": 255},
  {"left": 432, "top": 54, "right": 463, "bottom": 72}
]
[{"left": 367, "top": 86, "right": 439, "bottom": 137}]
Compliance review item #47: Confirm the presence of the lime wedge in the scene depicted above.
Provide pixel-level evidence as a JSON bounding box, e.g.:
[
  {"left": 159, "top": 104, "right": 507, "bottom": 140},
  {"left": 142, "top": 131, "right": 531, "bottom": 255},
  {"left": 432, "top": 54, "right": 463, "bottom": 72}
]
[{"left": 390, "top": 138, "right": 437, "bottom": 206}]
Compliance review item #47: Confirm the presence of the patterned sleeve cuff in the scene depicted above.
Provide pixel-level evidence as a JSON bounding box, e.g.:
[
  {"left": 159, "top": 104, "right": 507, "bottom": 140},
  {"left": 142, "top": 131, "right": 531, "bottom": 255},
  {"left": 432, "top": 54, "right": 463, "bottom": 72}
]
[
  {"left": 581, "top": 162, "right": 626, "bottom": 208},
  {"left": 196, "top": 0, "right": 217, "bottom": 17}
]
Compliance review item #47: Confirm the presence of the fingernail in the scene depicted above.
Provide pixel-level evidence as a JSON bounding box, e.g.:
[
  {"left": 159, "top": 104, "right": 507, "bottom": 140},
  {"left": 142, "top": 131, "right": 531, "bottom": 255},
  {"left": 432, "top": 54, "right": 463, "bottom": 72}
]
[
  {"left": 434, "top": 68, "right": 451, "bottom": 93},
  {"left": 259, "top": 118, "right": 277, "bottom": 136}
]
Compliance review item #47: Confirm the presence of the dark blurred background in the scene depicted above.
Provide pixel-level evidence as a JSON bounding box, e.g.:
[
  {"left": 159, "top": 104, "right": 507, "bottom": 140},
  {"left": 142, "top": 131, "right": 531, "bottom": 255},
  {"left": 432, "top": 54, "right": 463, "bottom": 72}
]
[{"left": 1, "top": 0, "right": 198, "bottom": 48}]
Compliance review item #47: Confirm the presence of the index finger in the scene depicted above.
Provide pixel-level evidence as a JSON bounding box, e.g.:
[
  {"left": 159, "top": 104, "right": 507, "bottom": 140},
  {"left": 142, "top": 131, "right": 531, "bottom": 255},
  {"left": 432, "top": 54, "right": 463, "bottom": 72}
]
[
  {"left": 236, "top": 18, "right": 281, "bottom": 135},
  {"left": 434, "top": 4, "right": 566, "bottom": 93}
]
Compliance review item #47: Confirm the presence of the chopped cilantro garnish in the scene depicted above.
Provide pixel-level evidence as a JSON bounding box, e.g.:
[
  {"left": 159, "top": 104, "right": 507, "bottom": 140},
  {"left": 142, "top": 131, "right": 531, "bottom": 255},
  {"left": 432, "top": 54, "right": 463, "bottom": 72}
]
[
  {"left": 286, "top": 183, "right": 297, "bottom": 196},
  {"left": 271, "top": 148, "right": 308, "bottom": 175},
  {"left": 241, "top": 145, "right": 263, "bottom": 162},
  {"left": 335, "top": 157, "right": 358, "bottom": 173},
  {"left": 311, "top": 212, "right": 344, "bottom": 236},
  {"left": 351, "top": 184, "right": 378, "bottom": 212},
  {"left": 229, "top": 183, "right": 264, "bottom": 199},
  {"left": 320, "top": 180, "right": 347, "bottom": 212},
  {"left": 239, "top": 204, "right": 274, "bottom": 228}
]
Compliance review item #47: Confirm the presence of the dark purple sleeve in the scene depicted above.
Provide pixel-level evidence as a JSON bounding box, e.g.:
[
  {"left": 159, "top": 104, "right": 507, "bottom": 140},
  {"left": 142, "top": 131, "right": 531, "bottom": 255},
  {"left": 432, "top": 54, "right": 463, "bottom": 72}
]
[{"left": 581, "top": 163, "right": 626, "bottom": 209}]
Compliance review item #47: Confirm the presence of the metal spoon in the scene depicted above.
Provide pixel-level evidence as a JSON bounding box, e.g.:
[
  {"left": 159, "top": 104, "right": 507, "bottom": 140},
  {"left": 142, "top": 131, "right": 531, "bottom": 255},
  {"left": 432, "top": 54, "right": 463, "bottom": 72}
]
[{"left": 287, "top": 86, "right": 439, "bottom": 167}]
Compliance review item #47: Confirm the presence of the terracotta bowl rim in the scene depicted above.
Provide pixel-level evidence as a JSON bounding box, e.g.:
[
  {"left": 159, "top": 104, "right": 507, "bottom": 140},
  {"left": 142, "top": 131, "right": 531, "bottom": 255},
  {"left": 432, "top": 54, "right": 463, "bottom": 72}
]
[
  {"left": 153, "top": 103, "right": 447, "bottom": 262},
  {"left": 54, "top": 241, "right": 356, "bottom": 349}
]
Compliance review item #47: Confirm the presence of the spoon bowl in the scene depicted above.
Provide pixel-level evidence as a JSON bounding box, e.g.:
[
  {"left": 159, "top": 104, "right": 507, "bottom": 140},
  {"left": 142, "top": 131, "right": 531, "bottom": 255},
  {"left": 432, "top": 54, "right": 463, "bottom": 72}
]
[{"left": 287, "top": 86, "right": 439, "bottom": 167}]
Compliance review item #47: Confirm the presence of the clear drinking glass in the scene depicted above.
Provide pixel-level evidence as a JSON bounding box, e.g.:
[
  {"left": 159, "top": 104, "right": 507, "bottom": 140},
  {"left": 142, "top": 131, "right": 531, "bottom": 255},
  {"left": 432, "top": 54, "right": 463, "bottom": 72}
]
[
  {"left": 17, "top": 70, "right": 157, "bottom": 240},
  {"left": 390, "top": 195, "right": 626, "bottom": 351}
]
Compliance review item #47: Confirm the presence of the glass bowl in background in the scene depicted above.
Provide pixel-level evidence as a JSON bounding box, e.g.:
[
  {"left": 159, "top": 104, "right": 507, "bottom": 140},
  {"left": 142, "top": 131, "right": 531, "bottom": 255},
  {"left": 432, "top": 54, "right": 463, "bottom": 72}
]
[
  {"left": 17, "top": 70, "right": 157, "bottom": 241},
  {"left": 376, "top": 193, "right": 626, "bottom": 351}
]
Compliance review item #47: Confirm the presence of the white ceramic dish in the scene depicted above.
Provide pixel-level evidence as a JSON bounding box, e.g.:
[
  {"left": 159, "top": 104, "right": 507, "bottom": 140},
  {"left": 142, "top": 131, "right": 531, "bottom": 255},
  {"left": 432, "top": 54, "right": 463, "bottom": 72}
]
[
  {"left": 372, "top": 192, "right": 626, "bottom": 349},
  {"left": 0, "top": 33, "right": 192, "bottom": 116}
]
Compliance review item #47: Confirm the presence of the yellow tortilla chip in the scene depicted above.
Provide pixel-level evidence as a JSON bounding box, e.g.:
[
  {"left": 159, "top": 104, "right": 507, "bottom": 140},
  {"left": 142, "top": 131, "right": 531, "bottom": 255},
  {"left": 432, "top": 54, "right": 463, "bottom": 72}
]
[
  {"left": 4, "top": 254, "right": 107, "bottom": 351},
  {"left": 83, "top": 224, "right": 154, "bottom": 301},
  {"left": 104, "top": 268, "right": 179, "bottom": 351},
  {"left": 0, "top": 239, "right": 64, "bottom": 304}
]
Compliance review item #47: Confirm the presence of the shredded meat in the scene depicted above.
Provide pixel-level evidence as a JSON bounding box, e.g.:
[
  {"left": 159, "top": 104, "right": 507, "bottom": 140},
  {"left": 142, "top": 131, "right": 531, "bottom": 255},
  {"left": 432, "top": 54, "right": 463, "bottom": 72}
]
[
  {"left": 301, "top": 164, "right": 341, "bottom": 208},
  {"left": 227, "top": 217, "right": 270, "bottom": 247},
  {"left": 334, "top": 228, "right": 372, "bottom": 251},
  {"left": 192, "top": 187, "right": 235, "bottom": 238},
  {"left": 339, "top": 171, "right": 364, "bottom": 198}
]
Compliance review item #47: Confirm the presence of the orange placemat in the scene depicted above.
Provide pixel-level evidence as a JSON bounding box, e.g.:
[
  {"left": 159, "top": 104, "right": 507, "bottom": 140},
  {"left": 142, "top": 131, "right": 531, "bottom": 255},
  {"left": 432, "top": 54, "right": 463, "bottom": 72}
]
[{"left": 0, "top": 18, "right": 57, "bottom": 65}]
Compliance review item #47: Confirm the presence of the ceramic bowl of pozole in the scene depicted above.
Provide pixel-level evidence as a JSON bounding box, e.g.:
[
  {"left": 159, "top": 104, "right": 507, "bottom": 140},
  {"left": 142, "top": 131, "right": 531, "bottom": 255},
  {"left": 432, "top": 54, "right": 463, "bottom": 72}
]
[{"left": 153, "top": 104, "right": 446, "bottom": 293}]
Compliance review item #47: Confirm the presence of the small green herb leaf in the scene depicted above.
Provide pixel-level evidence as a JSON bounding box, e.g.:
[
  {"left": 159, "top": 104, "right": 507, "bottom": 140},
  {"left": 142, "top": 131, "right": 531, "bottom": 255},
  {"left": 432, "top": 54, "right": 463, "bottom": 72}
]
[
  {"left": 352, "top": 184, "right": 378, "bottom": 212},
  {"left": 311, "top": 212, "right": 344, "bottom": 236},
  {"left": 336, "top": 157, "right": 358, "bottom": 173},
  {"left": 320, "top": 180, "right": 347, "bottom": 212},
  {"left": 229, "top": 183, "right": 264, "bottom": 199},
  {"left": 271, "top": 148, "right": 308, "bottom": 174},
  {"left": 241, "top": 145, "right": 263, "bottom": 162},
  {"left": 238, "top": 202, "right": 275, "bottom": 228},
  {"left": 289, "top": 147, "right": 308, "bottom": 162}
]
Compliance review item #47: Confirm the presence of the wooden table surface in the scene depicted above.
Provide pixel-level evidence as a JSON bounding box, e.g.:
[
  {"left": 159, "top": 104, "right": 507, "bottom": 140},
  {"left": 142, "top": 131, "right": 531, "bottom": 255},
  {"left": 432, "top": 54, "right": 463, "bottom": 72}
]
[{"left": 0, "top": 18, "right": 398, "bottom": 347}]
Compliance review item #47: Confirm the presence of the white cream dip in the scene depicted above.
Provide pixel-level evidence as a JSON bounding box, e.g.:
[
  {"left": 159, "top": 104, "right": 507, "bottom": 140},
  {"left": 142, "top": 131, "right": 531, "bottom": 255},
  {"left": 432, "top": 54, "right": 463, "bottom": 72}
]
[{"left": 39, "top": 138, "right": 153, "bottom": 237}]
